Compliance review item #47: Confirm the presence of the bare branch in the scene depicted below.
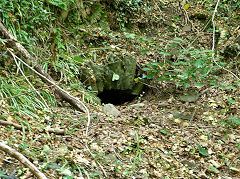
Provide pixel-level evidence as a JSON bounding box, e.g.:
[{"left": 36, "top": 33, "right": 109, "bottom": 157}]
[
  {"left": 0, "top": 22, "right": 87, "bottom": 112},
  {"left": 0, "top": 22, "right": 91, "bottom": 135},
  {"left": 0, "top": 119, "right": 66, "bottom": 135},
  {"left": 0, "top": 142, "right": 48, "bottom": 179}
]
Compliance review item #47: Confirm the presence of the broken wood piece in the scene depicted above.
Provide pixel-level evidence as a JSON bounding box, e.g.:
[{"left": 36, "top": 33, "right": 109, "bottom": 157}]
[
  {"left": 0, "top": 22, "right": 86, "bottom": 113},
  {"left": 0, "top": 142, "right": 47, "bottom": 179},
  {"left": 0, "top": 119, "right": 66, "bottom": 135}
]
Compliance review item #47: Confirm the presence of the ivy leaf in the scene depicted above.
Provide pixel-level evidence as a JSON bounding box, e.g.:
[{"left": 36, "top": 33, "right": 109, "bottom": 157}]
[
  {"left": 231, "top": 116, "right": 240, "bottom": 126},
  {"left": 142, "top": 67, "right": 151, "bottom": 71},
  {"left": 197, "top": 145, "right": 208, "bottom": 156},
  {"left": 194, "top": 83, "right": 204, "bottom": 87},
  {"left": 173, "top": 37, "right": 182, "bottom": 41},
  {"left": 112, "top": 73, "right": 120, "bottom": 81}
]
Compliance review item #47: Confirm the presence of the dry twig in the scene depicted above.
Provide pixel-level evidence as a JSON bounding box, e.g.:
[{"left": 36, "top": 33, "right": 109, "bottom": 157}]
[
  {"left": 0, "top": 22, "right": 87, "bottom": 112},
  {"left": 0, "top": 142, "right": 47, "bottom": 179},
  {"left": 0, "top": 119, "right": 66, "bottom": 135},
  {"left": 0, "top": 22, "right": 91, "bottom": 136},
  {"left": 10, "top": 50, "right": 49, "bottom": 108}
]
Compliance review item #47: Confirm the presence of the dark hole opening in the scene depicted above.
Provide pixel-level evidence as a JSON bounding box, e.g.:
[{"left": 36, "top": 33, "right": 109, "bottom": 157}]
[{"left": 97, "top": 89, "right": 137, "bottom": 105}]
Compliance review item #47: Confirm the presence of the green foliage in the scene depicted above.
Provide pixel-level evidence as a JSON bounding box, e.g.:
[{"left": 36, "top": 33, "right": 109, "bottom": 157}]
[
  {"left": 121, "top": 131, "right": 144, "bottom": 171},
  {"left": 110, "top": 0, "right": 148, "bottom": 31},
  {"left": 160, "top": 129, "right": 168, "bottom": 135},
  {"left": 0, "top": 0, "right": 53, "bottom": 51},
  {"left": 47, "top": 0, "right": 74, "bottom": 10},
  {"left": 237, "top": 143, "right": 240, "bottom": 151},
  {"left": 114, "top": 0, "right": 146, "bottom": 12},
  {"left": 220, "top": 0, "right": 240, "bottom": 11},
  {"left": 53, "top": 28, "right": 66, "bottom": 52},
  {"left": 87, "top": 3, "right": 110, "bottom": 30},
  {"left": 125, "top": 33, "right": 136, "bottom": 39},
  {"left": 197, "top": 144, "right": 209, "bottom": 157},
  {"left": 0, "top": 75, "right": 55, "bottom": 118},
  {"left": 197, "top": 0, "right": 240, "bottom": 10},
  {"left": 89, "top": 3, "right": 103, "bottom": 24},
  {"left": 142, "top": 38, "right": 222, "bottom": 88},
  {"left": 221, "top": 116, "right": 240, "bottom": 129},
  {"left": 208, "top": 165, "right": 217, "bottom": 173},
  {"left": 0, "top": 0, "right": 52, "bottom": 30}
]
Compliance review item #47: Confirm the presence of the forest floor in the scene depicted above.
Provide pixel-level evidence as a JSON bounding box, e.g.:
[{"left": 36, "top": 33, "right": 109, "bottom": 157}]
[{"left": 0, "top": 73, "right": 240, "bottom": 178}]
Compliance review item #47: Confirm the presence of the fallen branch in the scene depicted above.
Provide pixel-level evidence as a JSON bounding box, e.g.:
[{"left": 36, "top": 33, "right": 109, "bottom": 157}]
[
  {"left": 0, "top": 21, "right": 91, "bottom": 135},
  {"left": 0, "top": 142, "right": 47, "bottom": 179},
  {"left": 0, "top": 22, "right": 86, "bottom": 112},
  {"left": 12, "top": 48, "right": 49, "bottom": 108},
  {"left": 7, "top": 50, "right": 91, "bottom": 136},
  {"left": 0, "top": 120, "right": 66, "bottom": 135}
]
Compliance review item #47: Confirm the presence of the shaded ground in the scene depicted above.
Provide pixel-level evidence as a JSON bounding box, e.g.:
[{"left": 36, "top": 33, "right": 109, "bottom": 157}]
[{"left": 0, "top": 73, "right": 239, "bottom": 178}]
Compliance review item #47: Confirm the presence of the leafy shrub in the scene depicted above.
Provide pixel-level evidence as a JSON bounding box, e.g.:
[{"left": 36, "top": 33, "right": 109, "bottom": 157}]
[
  {"left": 142, "top": 38, "right": 223, "bottom": 88},
  {"left": 0, "top": 0, "right": 53, "bottom": 48},
  {"left": 47, "top": 0, "right": 74, "bottom": 10},
  {"left": 114, "top": 0, "right": 145, "bottom": 12},
  {"left": 0, "top": 0, "right": 52, "bottom": 30}
]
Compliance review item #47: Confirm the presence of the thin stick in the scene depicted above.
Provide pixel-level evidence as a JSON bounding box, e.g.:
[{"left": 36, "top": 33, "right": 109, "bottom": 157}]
[
  {"left": 7, "top": 49, "right": 91, "bottom": 136},
  {"left": 0, "top": 22, "right": 87, "bottom": 112},
  {"left": 0, "top": 119, "right": 66, "bottom": 135},
  {"left": 211, "top": 0, "right": 221, "bottom": 55},
  {"left": 0, "top": 142, "right": 47, "bottom": 179},
  {"left": 10, "top": 50, "right": 49, "bottom": 108}
]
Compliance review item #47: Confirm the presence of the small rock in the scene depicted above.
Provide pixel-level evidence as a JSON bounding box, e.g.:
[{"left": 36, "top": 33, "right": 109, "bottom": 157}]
[
  {"left": 228, "top": 153, "right": 235, "bottom": 160},
  {"left": 214, "top": 144, "right": 222, "bottom": 151},
  {"left": 130, "top": 103, "right": 145, "bottom": 108},
  {"left": 229, "top": 134, "right": 236, "bottom": 142},
  {"left": 103, "top": 103, "right": 121, "bottom": 117},
  {"left": 199, "top": 141, "right": 208, "bottom": 147},
  {"left": 91, "top": 143, "right": 99, "bottom": 150},
  {"left": 182, "top": 121, "right": 189, "bottom": 127},
  {"left": 199, "top": 171, "right": 208, "bottom": 178},
  {"left": 153, "top": 170, "right": 163, "bottom": 178},
  {"left": 139, "top": 168, "right": 147, "bottom": 174},
  {"left": 208, "top": 148, "right": 214, "bottom": 155},
  {"left": 173, "top": 110, "right": 192, "bottom": 120},
  {"left": 179, "top": 91, "right": 199, "bottom": 102}
]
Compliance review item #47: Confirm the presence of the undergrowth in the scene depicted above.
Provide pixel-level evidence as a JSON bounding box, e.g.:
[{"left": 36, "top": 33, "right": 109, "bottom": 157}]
[{"left": 0, "top": 0, "right": 239, "bottom": 178}]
